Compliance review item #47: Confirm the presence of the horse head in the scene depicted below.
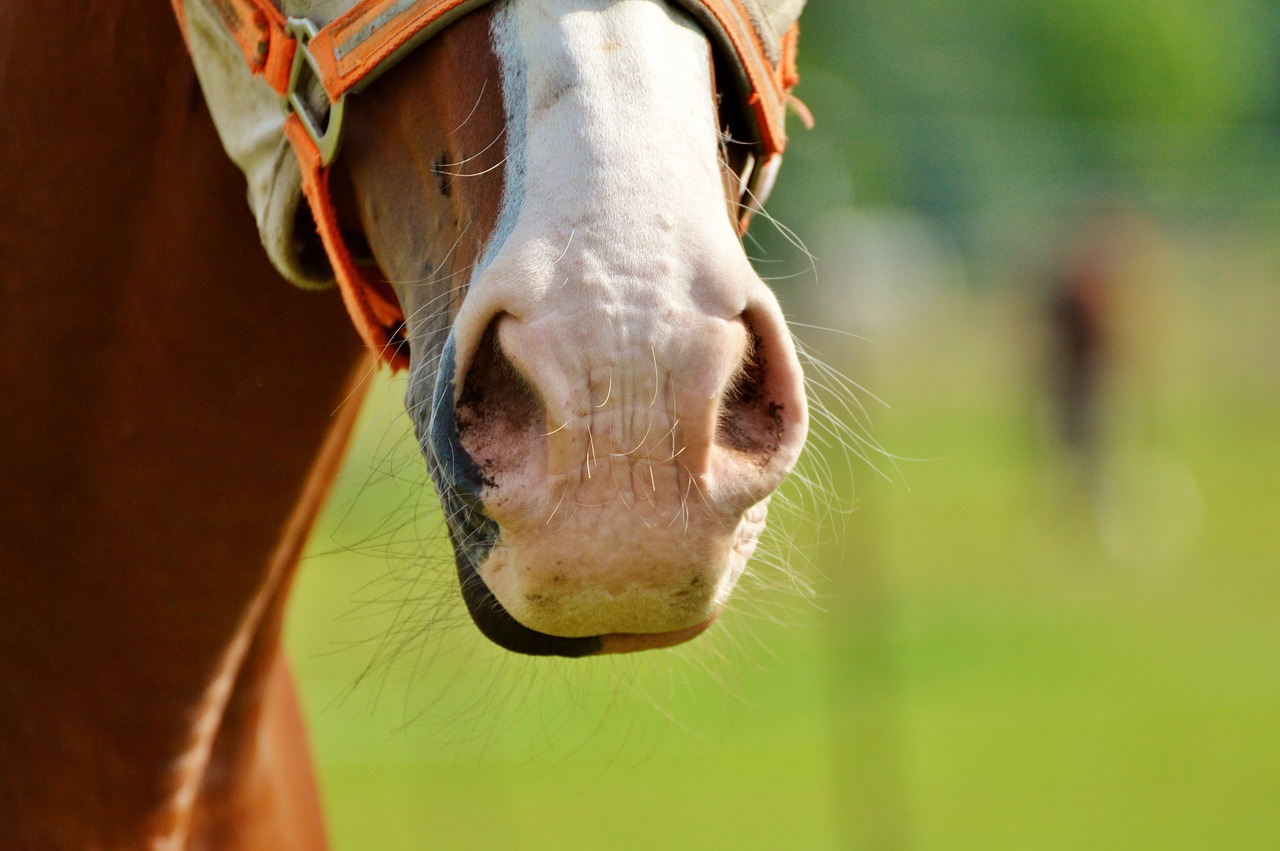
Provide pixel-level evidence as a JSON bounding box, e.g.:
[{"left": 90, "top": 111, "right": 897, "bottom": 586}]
[{"left": 188, "top": 0, "right": 809, "bottom": 657}]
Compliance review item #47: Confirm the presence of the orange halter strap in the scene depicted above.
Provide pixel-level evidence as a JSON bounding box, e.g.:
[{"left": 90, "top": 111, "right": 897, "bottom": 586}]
[{"left": 172, "top": 0, "right": 802, "bottom": 371}]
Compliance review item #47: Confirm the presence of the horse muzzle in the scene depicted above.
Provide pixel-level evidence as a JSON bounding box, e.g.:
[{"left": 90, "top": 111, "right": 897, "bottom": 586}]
[{"left": 419, "top": 277, "right": 807, "bottom": 657}]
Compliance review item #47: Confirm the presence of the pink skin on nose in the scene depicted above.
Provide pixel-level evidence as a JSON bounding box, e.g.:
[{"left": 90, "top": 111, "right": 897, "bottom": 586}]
[{"left": 455, "top": 269, "right": 806, "bottom": 638}]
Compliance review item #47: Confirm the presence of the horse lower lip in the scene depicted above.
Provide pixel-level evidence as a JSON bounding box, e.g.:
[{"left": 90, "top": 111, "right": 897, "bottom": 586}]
[
  {"left": 595, "top": 614, "right": 719, "bottom": 655},
  {"left": 457, "top": 548, "right": 722, "bottom": 657}
]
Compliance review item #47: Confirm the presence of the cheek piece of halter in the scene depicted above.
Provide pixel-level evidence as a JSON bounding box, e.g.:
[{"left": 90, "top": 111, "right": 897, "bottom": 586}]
[{"left": 171, "top": 0, "right": 807, "bottom": 372}]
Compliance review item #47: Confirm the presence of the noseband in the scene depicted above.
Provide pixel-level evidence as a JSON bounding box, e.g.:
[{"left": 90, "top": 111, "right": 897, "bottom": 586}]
[{"left": 172, "top": 0, "right": 805, "bottom": 370}]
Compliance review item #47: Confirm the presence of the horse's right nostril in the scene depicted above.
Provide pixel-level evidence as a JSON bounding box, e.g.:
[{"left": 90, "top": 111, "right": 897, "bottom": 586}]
[{"left": 454, "top": 320, "right": 545, "bottom": 488}]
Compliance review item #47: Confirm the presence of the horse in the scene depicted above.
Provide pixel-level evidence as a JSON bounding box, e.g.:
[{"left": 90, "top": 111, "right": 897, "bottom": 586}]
[{"left": 0, "top": 0, "right": 809, "bottom": 847}]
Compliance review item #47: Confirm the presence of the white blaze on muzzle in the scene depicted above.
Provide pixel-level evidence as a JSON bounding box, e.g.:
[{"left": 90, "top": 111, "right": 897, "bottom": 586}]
[{"left": 174, "top": 0, "right": 807, "bottom": 369}]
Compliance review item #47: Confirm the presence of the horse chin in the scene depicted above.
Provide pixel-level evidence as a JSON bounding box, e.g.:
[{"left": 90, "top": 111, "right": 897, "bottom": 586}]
[
  {"left": 443, "top": 489, "right": 767, "bottom": 657},
  {"left": 450, "top": 533, "right": 726, "bottom": 658},
  {"left": 454, "top": 543, "right": 728, "bottom": 658}
]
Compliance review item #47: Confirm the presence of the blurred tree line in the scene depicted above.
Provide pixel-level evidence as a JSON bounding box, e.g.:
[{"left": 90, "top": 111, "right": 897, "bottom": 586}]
[{"left": 771, "top": 0, "right": 1280, "bottom": 266}]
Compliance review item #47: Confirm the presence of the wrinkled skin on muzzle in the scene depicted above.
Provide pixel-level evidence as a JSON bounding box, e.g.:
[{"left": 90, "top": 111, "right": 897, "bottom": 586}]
[{"left": 341, "top": 0, "right": 808, "bottom": 656}]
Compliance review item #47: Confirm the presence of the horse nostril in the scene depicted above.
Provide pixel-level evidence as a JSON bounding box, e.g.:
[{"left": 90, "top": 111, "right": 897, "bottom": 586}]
[
  {"left": 716, "top": 312, "right": 791, "bottom": 466},
  {"left": 455, "top": 321, "right": 544, "bottom": 486}
]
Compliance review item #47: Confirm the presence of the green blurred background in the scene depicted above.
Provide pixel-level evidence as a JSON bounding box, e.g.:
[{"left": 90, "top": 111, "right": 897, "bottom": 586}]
[{"left": 286, "top": 2, "right": 1280, "bottom": 848}]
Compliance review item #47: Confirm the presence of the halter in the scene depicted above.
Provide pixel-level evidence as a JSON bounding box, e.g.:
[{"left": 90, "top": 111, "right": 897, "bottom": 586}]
[{"left": 173, "top": 0, "right": 805, "bottom": 370}]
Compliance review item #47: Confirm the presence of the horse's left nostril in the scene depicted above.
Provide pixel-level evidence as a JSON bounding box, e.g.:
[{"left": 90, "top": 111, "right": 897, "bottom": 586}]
[
  {"left": 715, "top": 307, "right": 806, "bottom": 476},
  {"left": 718, "top": 325, "right": 776, "bottom": 457}
]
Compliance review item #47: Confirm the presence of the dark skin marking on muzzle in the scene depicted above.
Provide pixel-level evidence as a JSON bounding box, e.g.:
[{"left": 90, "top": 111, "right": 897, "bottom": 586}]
[{"left": 420, "top": 338, "right": 602, "bottom": 658}]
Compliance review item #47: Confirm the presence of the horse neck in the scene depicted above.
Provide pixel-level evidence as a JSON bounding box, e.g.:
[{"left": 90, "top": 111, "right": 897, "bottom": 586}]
[{"left": 1, "top": 2, "right": 364, "bottom": 848}]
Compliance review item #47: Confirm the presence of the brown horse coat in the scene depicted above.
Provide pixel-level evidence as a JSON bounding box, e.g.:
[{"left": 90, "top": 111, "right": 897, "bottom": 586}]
[{"left": 0, "top": 2, "right": 464, "bottom": 846}]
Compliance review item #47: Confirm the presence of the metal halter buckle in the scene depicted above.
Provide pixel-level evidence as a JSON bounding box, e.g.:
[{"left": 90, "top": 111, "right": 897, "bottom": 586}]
[{"left": 282, "top": 18, "right": 346, "bottom": 166}]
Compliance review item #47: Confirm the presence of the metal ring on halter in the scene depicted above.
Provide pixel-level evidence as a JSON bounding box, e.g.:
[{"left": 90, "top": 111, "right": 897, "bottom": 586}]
[{"left": 283, "top": 18, "right": 346, "bottom": 167}]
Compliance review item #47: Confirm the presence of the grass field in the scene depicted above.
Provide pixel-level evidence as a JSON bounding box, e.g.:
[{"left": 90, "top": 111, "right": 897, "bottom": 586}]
[{"left": 285, "top": 258, "right": 1279, "bottom": 849}]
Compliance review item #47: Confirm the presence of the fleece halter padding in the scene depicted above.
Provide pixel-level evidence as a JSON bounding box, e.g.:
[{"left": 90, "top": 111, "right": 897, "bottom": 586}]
[{"left": 175, "top": 0, "right": 806, "bottom": 370}]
